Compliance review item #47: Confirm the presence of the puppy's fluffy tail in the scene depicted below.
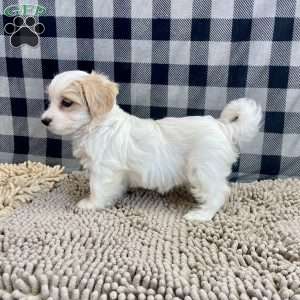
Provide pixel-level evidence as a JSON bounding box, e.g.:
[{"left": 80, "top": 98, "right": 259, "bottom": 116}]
[{"left": 219, "top": 98, "right": 262, "bottom": 145}]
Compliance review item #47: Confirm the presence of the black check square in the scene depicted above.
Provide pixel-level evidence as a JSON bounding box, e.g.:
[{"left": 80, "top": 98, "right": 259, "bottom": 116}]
[
  {"left": 191, "top": 19, "right": 210, "bottom": 41},
  {"left": 6, "top": 58, "right": 24, "bottom": 78},
  {"left": 187, "top": 108, "right": 205, "bottom": 116},
  {"left": 114, "top": 18, "right": 131, "bottom": 39},
  {"left": 264, "top": 112, "right": 285, "bottom": 133},
  {"left": 273, "top": 18, "right": 294, "bottom": 41},
  {"left": 152, "top": 19, "right": 170, "bottom": 40},
  {"left": 120, "top": 104, "right": 131, "bottom": 114},
  {"left": 231, "top": 19, "right": 252, "bottom": 41},
  {"left": 150, "top": 106, "right": 168, "bottom": 119},
  {"left": 228, "top": 66, "right": 248, "bottom": 87},
  {"left": 76, "top": 17, "right": 94, "bottom": 39},
  {"left": 260, "top": 155, "right": 281, "bottom": 176},
  {"left": 41, "top": 59, "right": 59, "bottom": 79},
  {"left": 11, "top": 98, "right": 27, "bottom": 117},
  {"left": 268, "top": 66, "right": 289, "bottom": 89},
  {"left": 189, "top": 65, "right": 208, "bottom": 86},
  {"left": 14, "top": 136, "right": 29, "bottom": 155},
  {"left": 39, "top": 16, "right": 57, "bottom": 37},
  {"left": 151, "top": 64, "right": 169, "bottom": 85},
  {"left": 46, "top": 138, "right": 62, "bottom": 158},
  {"left": 114, "top": 62, "right": 131, "bottom": 83},
  {"left": 77, "top": 61, "right": 94, "bottom": 72}
]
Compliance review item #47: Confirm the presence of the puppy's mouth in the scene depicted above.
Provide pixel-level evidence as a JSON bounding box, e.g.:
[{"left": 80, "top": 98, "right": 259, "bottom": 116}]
[{"left": 46, "top": 124, "right": 75, "bottom": 136}]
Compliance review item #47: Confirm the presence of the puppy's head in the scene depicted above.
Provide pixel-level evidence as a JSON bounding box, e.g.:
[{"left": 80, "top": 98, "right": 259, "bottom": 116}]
[{"left": 41, "top": 70, "right": 119, "bottom": 135}]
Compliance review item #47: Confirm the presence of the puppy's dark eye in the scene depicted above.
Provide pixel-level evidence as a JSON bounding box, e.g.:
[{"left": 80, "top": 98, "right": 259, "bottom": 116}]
[{"left": 61, "top": 99, "right": 73, "bottom": 107}]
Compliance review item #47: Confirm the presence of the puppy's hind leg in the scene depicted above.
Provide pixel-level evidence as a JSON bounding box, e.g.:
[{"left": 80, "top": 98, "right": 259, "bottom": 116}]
[
  {"left": 184, "top": 136, "right": 235, "bottom": 221},
  {"left": 184, "top": 177, "right": 230, "bottom": 221}
]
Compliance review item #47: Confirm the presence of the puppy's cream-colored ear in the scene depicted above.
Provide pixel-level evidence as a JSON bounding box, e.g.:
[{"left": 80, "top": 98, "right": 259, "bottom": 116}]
[{"left": 77, "top": 72, "right": 119, "bottom": 118}]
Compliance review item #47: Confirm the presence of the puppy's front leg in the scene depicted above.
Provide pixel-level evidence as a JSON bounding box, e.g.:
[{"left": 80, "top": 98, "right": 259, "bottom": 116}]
[{"left": 77, "top": 168, "right": 127, "bottom": 210}]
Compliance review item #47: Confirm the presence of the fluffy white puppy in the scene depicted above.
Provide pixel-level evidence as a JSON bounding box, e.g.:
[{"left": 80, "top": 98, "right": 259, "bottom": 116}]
[{"left": 41, "top": 70, "right": 262, "bottom": 221}]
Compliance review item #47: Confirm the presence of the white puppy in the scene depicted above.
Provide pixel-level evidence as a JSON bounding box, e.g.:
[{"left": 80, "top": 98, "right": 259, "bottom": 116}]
[{"left": 41, "top": 70, "right": 262, "bottom": 221}]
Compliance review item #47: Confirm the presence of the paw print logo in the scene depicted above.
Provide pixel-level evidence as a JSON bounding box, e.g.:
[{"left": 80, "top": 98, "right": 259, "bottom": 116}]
[{"left": 4, "top": 16, "right": 45, "bottom": 47}]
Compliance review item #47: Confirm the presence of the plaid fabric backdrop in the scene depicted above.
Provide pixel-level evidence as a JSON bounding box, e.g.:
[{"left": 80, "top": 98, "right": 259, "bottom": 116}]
[{"left": 0, "top": 0, "right": 300, "bottom": 181}]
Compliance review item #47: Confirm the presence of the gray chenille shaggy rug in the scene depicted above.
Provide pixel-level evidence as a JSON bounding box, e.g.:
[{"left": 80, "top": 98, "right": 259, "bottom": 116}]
[{"left": 1, "top": 172, "right": 300, "bottom": 300}]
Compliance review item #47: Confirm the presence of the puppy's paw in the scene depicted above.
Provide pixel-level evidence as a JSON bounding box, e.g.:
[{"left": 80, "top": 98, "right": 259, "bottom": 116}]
[
  {"left": 76, "top": 197, "right": 96, "bottom": 210},
  {"left": 183, "top": 209, "right": 215, "bottom": 222}
]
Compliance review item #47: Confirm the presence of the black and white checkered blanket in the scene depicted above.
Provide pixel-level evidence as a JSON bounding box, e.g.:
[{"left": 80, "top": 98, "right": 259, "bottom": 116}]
[{"left": 0, "top": 0, "right": 299, "bottom": 181}]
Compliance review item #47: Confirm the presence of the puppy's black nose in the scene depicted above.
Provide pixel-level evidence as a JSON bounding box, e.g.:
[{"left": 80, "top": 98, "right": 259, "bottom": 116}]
[{"left": 41, "top": 118, "right": 52, "bottom": 126}]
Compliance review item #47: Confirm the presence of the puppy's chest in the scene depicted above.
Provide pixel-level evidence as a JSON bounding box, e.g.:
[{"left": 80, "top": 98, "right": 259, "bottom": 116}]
[
  {"left": 73, "top": 131, "right": 121, "bottom": 170},
  {"left": 73, "top": 136, "right": 105, "bottom": 170}
]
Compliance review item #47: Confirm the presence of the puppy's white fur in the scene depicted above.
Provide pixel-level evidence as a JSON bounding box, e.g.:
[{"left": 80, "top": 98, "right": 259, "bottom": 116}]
[{"left": 42, "top": 70, "right": 262, "bottom": 221}]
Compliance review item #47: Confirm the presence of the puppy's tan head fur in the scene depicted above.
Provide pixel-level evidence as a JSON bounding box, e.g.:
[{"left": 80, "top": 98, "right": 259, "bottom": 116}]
[
  {"left": 41, "top": 71, "right": 119, "bottom": 135},
  {"left": 63, "top": 72, "right": 119, "bottom": 119}
]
